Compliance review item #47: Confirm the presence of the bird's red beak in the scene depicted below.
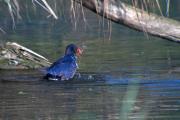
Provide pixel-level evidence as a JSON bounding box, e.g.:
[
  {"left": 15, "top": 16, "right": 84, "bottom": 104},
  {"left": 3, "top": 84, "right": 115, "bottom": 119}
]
[{"left": 76, "top": 47, "right": 83, "bottom": 57}]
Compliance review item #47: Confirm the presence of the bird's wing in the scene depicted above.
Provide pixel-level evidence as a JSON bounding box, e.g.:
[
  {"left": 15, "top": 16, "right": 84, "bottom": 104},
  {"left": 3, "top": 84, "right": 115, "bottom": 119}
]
[{"left": 46, "top": 55, "right": 78, "bottom": 79}]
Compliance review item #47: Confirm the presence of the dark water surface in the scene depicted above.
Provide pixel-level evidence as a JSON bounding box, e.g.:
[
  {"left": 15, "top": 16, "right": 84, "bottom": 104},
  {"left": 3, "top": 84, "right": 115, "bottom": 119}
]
[
  {"left": 0, "top": 0, "right": 180, "bottom": 120},
  {"left": 1, "top": 69, "right": 180, "bottom": 120}
]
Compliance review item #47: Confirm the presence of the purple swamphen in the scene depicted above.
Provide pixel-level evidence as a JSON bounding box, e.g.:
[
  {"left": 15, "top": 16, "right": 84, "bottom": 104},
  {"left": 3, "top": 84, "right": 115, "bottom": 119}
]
[{"left": 44, "top": 44, "right": 83, "bottom": 81}]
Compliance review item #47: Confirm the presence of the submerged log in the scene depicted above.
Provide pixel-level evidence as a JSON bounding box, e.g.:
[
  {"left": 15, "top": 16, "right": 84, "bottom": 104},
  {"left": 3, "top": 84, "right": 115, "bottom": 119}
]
[
  {"left": 0, "top": 42, "right": 51, "bottom": 69},
  {"left": 74, "top": 0, "right": 180, "bottom": 42}
]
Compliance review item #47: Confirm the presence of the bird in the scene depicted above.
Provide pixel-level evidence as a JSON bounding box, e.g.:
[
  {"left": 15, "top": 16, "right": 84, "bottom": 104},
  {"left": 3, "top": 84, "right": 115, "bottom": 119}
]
[{"left": 44, "top": 44, "right": 83, "bottom": 81}]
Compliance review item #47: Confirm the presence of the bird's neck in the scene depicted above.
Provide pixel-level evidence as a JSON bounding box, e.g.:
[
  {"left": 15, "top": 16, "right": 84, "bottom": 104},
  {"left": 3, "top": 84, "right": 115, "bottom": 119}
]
[{"left": 64, "top": 53, "right": 77, "bottom": 59}]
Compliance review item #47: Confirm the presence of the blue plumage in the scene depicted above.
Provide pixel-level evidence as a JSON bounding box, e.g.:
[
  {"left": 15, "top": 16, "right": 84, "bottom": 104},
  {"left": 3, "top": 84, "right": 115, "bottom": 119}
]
[{"left": 45, "top": 44, "right": 82, "bottom": 81}]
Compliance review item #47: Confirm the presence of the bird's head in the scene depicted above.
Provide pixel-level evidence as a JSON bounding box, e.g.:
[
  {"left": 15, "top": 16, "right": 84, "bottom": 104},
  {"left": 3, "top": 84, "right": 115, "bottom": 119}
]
[{"left": 65, "top": 44, "right": 83, "bottom": 57}]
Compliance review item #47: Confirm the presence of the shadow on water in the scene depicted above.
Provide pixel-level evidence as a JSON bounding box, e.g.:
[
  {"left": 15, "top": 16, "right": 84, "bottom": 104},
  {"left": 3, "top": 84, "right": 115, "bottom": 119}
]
[{"left": 1, "top": 69, "right": 180, "bottom": 90}]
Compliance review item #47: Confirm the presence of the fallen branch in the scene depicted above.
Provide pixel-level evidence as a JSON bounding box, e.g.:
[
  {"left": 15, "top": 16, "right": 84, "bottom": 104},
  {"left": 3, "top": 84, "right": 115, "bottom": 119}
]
[
  {"left": 0, "top": 42, "right": 51, "bottom": 69},
  {"left": 74, "top": 0, "right": 180, "bottom": 42}
]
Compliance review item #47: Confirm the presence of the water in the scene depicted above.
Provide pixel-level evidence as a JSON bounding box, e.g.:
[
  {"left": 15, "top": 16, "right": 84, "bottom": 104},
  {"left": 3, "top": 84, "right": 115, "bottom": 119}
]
[
  {"left": 1, "top": 70, "right": 180, "bottom": 120},
  {"left": 1, "top": 1, "right": 180, "bottom": 120}
]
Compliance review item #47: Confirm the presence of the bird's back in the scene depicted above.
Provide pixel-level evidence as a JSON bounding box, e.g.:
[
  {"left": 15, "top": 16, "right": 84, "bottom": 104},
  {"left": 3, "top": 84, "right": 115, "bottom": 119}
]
[{"left": 46, "top": 54, "right": 78, "bottom": 80}]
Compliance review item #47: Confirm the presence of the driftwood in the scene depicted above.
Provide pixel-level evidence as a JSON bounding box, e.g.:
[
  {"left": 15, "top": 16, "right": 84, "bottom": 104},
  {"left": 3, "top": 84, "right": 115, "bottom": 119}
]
[
  {"left": 74, "top": 0, "right": 180, "bottom": 42},
  {"left": 0, "top": 42, "right": 51, "bottom": 69}
]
